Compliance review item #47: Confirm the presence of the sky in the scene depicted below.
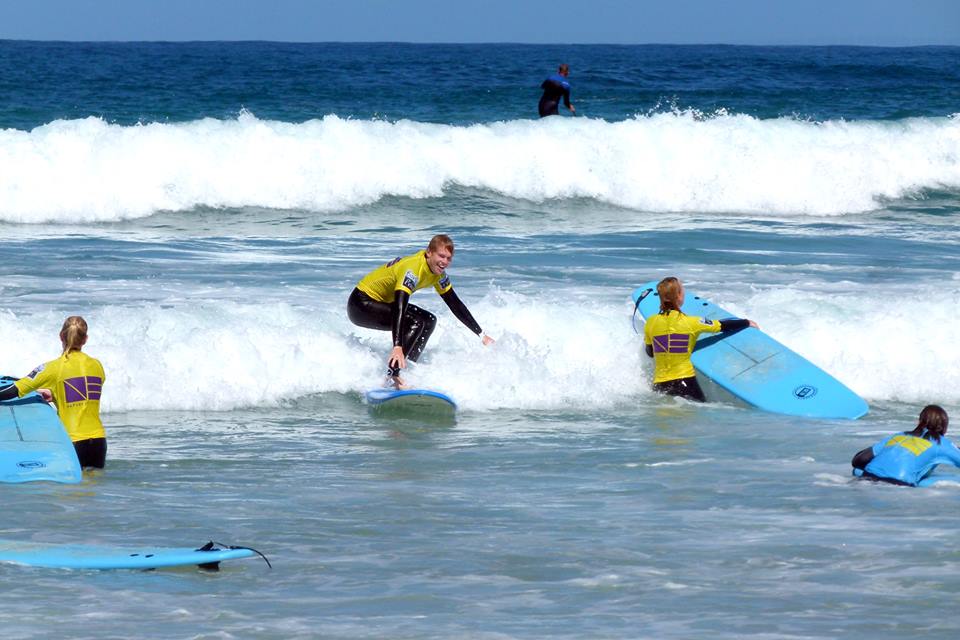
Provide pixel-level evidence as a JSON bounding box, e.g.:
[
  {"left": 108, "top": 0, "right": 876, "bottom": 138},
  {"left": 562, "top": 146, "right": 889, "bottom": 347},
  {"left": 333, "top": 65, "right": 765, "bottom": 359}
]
[{"left": 0, "top": 0, "right": 957, "bottom": 46}]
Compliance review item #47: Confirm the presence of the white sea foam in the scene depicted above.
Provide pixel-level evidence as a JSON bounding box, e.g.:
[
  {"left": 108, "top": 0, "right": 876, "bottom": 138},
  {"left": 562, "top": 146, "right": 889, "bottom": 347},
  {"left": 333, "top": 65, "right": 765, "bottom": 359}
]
[
  {"left": 1, "top": 111, "right": 958, "bottom": 222},
  {"left": 0, "top": 282, "right": 956, "bottom": 412}
]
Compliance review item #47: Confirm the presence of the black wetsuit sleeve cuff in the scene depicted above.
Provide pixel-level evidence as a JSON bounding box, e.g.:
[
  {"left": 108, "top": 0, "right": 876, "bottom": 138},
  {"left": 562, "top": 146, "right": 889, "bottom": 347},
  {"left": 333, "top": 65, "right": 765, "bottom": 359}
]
[
  {"left": 719, "top": 318, "right": 750, "bottom": 332},
  {"left": 0, "top": 384, "right": 19, "bottom": 401}
]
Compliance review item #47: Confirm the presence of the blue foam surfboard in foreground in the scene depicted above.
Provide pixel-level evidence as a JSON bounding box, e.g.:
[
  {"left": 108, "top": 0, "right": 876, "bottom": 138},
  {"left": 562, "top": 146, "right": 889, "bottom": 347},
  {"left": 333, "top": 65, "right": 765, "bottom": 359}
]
[
  {"left": 0, "top": 376, "right": 82, "bottom": 484},
  {"left": 365, "top": 388, "right": 457, "bottom": 415},
  {"left": 632, "top": 281, "right": 868, "bottom": 420},
  {"left": 0, "top": 540, "right": 262, "bottom": 570}
]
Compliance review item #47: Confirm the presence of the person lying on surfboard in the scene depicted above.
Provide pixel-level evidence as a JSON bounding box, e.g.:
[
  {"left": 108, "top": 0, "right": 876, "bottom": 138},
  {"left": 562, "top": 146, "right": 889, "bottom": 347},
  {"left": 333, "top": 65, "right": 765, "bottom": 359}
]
[
  {"left": 643, "top": 277, "right": 757, "bottom": 402},
  {"left": 851, "top": 405, "right": 960, "bottom": 486},
  {"left": 347, "top": 234, "right": 494, "bottom": 389},
  {"left": 0, "top": 316, "right": 107, "bottom": 469}
]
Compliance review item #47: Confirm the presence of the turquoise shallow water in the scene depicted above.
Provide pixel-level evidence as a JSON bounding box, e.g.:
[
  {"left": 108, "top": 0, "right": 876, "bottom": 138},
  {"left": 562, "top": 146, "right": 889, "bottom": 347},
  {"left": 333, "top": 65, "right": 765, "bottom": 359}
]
[
  {"left": 1, "top": 42, "right": 959, "bottom": 639},
  {"left": 3, "top": 402, "right": 959, "bottom": 639}
]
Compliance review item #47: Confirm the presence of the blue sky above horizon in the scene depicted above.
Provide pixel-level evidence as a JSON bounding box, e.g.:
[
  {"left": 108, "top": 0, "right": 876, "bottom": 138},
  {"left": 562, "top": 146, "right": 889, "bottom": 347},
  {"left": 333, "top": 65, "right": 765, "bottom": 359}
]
[{"left": 0, "top": 0, "right": 957, "bottom": 46}]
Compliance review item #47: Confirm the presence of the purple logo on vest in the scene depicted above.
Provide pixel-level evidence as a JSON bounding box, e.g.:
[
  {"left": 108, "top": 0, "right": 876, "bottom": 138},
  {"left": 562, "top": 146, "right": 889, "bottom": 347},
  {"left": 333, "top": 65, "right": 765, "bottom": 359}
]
[
  {"left": 652, "top": 334, "right": 690, "bottom": 354},
  {"left": 64, "top": 376, "right": 103, "bottom": 403}
]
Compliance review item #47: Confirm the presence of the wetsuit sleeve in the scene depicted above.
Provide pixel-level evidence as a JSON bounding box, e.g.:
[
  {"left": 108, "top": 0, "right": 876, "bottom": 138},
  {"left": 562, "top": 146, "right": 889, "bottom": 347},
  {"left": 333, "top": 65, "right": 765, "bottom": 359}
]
[
  {"left": 690, "top": 316, "right": 723, "bottom": 337},
  {"left": 0, "top": 383, "right": 18, "bottom": 401},
  {"left": 440, "top": 289, "right": 483, "bottom": 335},
  {"left": 643, "top": 320, "right": 654, "bottom": 357},
  {"left": 392, "top": 290, "right": 410, "bottom": 347},
  {"left": 851, "top": 446, "right": 875, "bottom": 470},
  {"left": 14, "top": 364, "right": 55, "bottom": 396},
  {"left": 942, "top": 439, "right": 960, "bottom": 467},
  {"left": 561, "top": 82, "right": 571, "bottom": 108},
  {"left": 719, "top": 318, "right": 750, "bottom": 332}
]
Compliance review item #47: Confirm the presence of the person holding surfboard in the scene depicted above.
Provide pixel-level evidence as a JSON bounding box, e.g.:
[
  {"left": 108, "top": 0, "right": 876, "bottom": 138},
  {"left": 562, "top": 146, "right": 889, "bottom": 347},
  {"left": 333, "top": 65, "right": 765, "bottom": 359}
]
[
  {"left": 0, "top": 316, "right": 107, "bottom": 468},
  {"left": 347, "top": 234, "right": 494, "bottom": 389},
  {"left": 643, "top": 277, "right": 757, "bottom": 402},
  {"left": 851, "top": 405, "right": 960, "bottom": 486}
]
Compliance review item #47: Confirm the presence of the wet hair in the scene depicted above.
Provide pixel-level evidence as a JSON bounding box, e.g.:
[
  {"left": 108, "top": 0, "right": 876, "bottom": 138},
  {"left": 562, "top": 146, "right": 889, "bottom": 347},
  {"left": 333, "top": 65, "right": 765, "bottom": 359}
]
[
  {"left": 657, "top": 277, "right": 683, "bottom": 314},
  {"left": 427, "top": 234, "right": 455, "bottom": 256},
  {"left": 910, "top": 404, "right": 949, "bottom": 442},
  {"left": 558, "top": 63, "right": 569, "bottom": 74},
  {"left": 60, "top": 316, "right": 88, "bottom": 357}
]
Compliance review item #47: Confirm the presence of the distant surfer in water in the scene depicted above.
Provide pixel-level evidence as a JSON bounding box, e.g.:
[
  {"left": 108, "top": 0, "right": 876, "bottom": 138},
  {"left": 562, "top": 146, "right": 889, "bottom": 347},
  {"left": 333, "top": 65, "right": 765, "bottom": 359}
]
[
  {"left": 851, "top": 405, "right": 960, "bottom": 486},
  {"left": 643, "top": 277, "right": 757, "bottom": 402},
  {"left": 539, "top": 64, "right": 575, "bottom": 117},
  {"left": 0, "top": 316, "right": 107, "bottom": 469},
  {"left": 347, "top": 234, "right": 495, "bottom": 389}
]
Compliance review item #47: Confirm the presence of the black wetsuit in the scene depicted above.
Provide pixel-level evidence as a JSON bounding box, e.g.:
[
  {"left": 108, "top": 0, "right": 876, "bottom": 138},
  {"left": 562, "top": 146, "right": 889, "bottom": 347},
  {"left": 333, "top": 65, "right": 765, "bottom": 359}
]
[
  {"left": 652, "top": 377, "right": 707, "bottom": 403},
  {"left": 348, "top": 288, "right": 482, "bottom": 376},
  {"left": 539, "top": 73, "right": 571, "bottom": 117}
]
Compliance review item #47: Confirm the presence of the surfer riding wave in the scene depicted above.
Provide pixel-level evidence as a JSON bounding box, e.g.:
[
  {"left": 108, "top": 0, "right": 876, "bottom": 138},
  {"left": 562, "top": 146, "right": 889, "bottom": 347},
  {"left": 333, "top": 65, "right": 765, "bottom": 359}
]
[{"left": 347, "top": 234, "right": 494, "bottom": 389}]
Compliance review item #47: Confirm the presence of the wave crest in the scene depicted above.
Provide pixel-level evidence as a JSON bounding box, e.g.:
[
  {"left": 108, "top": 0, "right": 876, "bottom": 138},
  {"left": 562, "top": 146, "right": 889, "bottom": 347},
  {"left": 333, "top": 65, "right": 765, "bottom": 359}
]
[{"left": 1, "top": 110, "right": 959, "bottom": 222}]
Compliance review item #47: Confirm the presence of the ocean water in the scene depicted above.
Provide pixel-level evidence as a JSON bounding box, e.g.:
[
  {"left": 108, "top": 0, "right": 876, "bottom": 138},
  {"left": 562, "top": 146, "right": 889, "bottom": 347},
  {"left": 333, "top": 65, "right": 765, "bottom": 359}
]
[{"left": 1, "top": 41, "right": 960, "bottom": 639}]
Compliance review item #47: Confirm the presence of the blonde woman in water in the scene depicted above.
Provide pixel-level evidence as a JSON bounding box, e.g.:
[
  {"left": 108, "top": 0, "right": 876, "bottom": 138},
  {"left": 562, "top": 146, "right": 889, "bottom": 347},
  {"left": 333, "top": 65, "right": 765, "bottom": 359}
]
[{"left": 0, "top": 316, "right": 107, "bottom": 468}]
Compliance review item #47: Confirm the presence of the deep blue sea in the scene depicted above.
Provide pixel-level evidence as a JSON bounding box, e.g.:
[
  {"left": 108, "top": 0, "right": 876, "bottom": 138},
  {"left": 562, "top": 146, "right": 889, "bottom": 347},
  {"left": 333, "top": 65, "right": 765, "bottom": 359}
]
[{"left": 1, "top": 41, "right": 960, "bottom": 639}]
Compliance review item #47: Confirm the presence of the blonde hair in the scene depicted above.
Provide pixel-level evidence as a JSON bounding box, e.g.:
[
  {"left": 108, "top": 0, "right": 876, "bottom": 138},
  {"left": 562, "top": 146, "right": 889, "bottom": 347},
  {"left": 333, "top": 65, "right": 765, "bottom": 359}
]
[
  {"left": 60, "top": 316, "right": 88, "bottom": 357},
  {"left": 427, "top": 234, "right": 455, "bottom": 255},
  {"left": 657, "top": 277, "right": 683, "bottom": 314}
]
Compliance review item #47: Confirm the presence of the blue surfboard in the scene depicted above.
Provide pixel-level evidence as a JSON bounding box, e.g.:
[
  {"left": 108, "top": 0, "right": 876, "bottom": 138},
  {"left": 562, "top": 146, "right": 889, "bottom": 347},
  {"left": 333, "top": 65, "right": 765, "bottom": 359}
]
[
  {"left": 0, "top": 539, "right": 263, "bottom": 570},
  {"left": 0, "top": 376, "right": 82, "bottom": 484},
  {"left": 632, "top": 281, "right": 868, "bottom": 420},
  {"left": 365, "top": 388, "right": 458, "bottom": 415}
]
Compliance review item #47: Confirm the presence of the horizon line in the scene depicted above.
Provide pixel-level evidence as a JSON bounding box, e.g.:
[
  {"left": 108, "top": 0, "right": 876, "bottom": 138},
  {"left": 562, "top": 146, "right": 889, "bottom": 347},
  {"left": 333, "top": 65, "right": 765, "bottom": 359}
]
[{"left": 1, "top": 38, "right": 957, "bottom": 49}]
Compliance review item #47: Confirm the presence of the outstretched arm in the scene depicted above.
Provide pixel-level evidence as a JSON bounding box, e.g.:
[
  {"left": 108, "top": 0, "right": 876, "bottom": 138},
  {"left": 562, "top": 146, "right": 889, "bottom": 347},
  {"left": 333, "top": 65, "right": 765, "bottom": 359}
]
[
  {"left": 440, "top": 289, "right": 494, "bottom": 345},
  {"left": 719, "top": 318, "right": 759, "bottom": 332}
]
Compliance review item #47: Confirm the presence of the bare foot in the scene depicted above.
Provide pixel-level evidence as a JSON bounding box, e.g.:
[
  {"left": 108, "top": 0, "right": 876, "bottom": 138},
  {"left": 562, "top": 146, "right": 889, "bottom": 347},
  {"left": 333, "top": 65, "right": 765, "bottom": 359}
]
[{"left": 385, "top": 375, "right": 409, "bottom": 390}]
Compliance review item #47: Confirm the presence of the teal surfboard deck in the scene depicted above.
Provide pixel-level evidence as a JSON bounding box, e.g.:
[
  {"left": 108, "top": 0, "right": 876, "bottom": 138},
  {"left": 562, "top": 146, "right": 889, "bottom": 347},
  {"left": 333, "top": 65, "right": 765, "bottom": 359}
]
[
  {"left": 0, "top": 376, "right": 82, "bottom": 484},
  {"left": 632, "top": 281, "right": 868, "bottom": 420},
  {"left": 365, "top": 388, "right": 457, "bottom": 416},
  {"left": 0, "top": 540, "right": 258, "bottom": 570}
]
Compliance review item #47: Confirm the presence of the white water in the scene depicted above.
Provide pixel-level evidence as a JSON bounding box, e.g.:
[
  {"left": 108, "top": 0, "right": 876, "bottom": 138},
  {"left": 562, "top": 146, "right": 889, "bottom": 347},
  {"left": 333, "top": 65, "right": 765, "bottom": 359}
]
[
  {"left": 1, "top": 280, "right": 956, "bottom": 412},
  {"left": 1, "top": 111, "right": 959, "bottom": 222}
]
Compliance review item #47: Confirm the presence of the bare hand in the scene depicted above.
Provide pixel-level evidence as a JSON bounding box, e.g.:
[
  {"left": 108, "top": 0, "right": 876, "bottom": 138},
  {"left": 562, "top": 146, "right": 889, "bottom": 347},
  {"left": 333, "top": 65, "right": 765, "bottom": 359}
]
[
  {"left": 388, "top": 346, "right": 407, "bottom": 370},
  {"left": 568, "top": 105, "right": 576, "bottom": 114},
  {"left": 748, "top": 320, "right": 760, "bottom": 329},
  {"left": 38, "top": 388, "right": 53, "bottom": 402},
  {"left": 481, "top": 334, "right": 495, "bottom": 346}
]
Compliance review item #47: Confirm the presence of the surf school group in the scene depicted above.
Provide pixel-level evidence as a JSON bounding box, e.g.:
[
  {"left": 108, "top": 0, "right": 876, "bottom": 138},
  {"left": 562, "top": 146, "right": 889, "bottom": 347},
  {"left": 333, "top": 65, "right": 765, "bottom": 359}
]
[{"left": 2, "top": 64, "right": 956, "bottom": 491}]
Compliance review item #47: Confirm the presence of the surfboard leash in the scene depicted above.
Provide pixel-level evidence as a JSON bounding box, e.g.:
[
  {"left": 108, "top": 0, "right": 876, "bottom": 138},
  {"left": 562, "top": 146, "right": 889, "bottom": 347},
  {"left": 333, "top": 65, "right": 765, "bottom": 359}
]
[
  {"left": 198, "top": 540, "right": 273, "bottom": 569},
  {"left": 632, "top": 287, "right": 653, "bottom": 334}
]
